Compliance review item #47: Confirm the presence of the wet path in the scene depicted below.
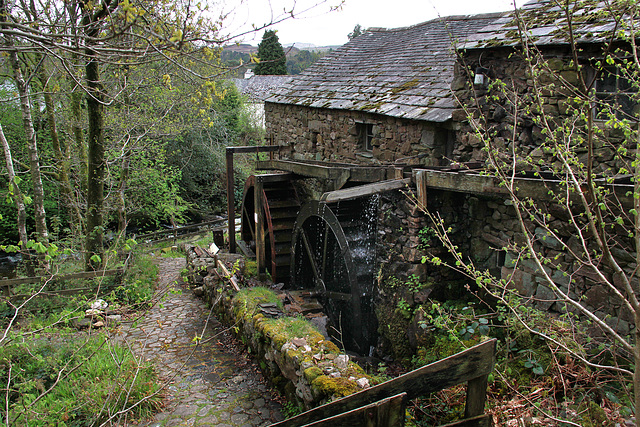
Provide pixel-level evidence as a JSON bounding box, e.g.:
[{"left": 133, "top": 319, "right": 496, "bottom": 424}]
[{"left": 118, "top": 257, "right": 283, "bottom": 427}]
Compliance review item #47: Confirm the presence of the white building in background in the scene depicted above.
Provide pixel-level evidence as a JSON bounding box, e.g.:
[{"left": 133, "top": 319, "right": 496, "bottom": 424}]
[{"left": 233, "top": 75, "right": 293, "bottom": 128}]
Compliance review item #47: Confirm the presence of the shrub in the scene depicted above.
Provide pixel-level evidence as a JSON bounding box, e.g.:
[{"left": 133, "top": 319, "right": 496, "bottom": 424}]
[{"left": 0, "top": 333, "right": 162, "bottom": 425}]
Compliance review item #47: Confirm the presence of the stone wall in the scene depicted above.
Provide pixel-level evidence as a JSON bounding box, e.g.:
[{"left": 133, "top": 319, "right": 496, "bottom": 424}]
[
  {"left": 374, "top": 185, "right": 635, "bottom": 359},
  {"left": 265, "top": 102, "right": 452, "bottom": 166},
  {"left": 451, "top": 45, "right": 632, "bottom": 172},
  {"left": 446, "top": 45, "right": 637, "bottom": 336},
  {"left": 427, "top": 189, "right": 635, "bottom": 337},
  {"left": 184, "top": 245, "right": 372, "bottom": 409}
]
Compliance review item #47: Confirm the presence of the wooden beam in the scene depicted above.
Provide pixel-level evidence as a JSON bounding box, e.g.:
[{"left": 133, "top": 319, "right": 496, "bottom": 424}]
[
  {"left": 413, "top": 169, "right": 634, "bottom": 207},
  {"left": 302, "top": 392, "right": 407, "bottom": 427},
  {"left": 0, "top": 268, "right": 123, "bottom": 289},
  {"left": 257, "top": 160, "right": 351, "bottom": 181},
  {"left": 438, "top": 414, "right": 492, "bottom": 427},
  {"left": 465, "top": 375, "right": 490, "bottom": 419},
  {"left": 226, "top": 147, "right": 236, "bottom": 253},
  {"left": 255, "top": 175, "right": 266, "bottom": 278},
  {"left": 320, "top": 178, "right": 412, "bottom": 203},
  {"left": 257, "top": 160, "right": 389, "bottom": 184},
  {"left": 226, "top": 145, "right": 281, "bottom": 154},
  {"left": 272, "top": 339, "right": 496, "bottom": 427},
  {"left": 256, "top": 172, "right": 297, "bottom": 183},
  {"left": 216, "top": 258, "right": 241, "bottom": 292},
  {"left": 416, "top": 170, "right": 428, "bottom": 207},
  {"left": 349, "top": 167, "right": 388, "bottom": 183}
]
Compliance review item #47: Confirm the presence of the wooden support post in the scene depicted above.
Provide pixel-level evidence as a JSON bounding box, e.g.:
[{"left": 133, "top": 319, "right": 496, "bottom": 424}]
[
  {"left": 254, "top": 175, "right": 266, "bottom": 278},
  {"left": 216, "top": 258, "right": 241, "bottom": 292},
  {"left": 465, "top": 375, "right": 489, "bottom": 419},
  {"left": 226, "top": 147, "right": 236, "bottom": 253},
  {"left": 416, "top": 170, "right": 428, "bottom": 208},
  {"left": 269, "top": 135, "right": 274, "bottom": 161}
]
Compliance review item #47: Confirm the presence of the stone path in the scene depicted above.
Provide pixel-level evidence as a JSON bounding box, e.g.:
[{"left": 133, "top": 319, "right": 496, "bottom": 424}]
[{"left": 117, "top": 257, "right": 283, "bottom": 427}]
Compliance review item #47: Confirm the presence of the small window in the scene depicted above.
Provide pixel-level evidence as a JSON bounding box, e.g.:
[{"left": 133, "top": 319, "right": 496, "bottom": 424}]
[
  {"left": 594, "top": 65, "right": 637, "bottom": 120},
  {"left": 357, "top": 123, "right": 374, "bottom": 151}
]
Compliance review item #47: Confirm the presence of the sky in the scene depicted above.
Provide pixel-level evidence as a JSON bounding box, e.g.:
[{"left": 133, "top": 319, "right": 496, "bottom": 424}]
[{"left": 221, "top": 0, "right": 522, "bottom": 47}]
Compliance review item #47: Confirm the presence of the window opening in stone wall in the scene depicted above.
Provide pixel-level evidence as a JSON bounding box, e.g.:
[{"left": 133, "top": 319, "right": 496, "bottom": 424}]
[
  {"left": 357, "top": 123, "right": 374, "bottom": 151},
  {"left": 496, "top": 250, "right": 506, "bottom": 268},
  {"left": 591, "top": 65, "right": 638, "bottom": 121},
  {"left": 311, "top": 131, "right": 319, "bottom": 151}
]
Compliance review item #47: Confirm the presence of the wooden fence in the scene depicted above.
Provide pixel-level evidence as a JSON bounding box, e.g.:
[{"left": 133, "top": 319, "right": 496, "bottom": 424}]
[
  {"left": 271, "top": 339, "right": 497, "bottom": 427},
  {"left": 0, "top": 268, "right": 124, "bottom": 300},
  {"left": 136, "top": 219, "right": 226, "bottom": 245},
  {"left": 0, "top": 219, "right": 221, "bottom": 300},
  {"left": 0, "top": 251, "right": 133, "bottom": 301}
]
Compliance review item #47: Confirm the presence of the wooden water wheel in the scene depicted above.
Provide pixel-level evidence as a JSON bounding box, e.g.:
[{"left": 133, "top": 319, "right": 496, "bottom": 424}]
[
  {"left": 290, "top": 197, "right": 378, "bottom": 354},
  {"left": 240, "top": 174, "right": 301, "bottom": 284}
]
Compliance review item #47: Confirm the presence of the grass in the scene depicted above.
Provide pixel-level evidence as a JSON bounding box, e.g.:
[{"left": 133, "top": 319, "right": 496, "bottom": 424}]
[
  {"left": 107, "top": 252, "right": 158, "bottom": 309},
  {"left": 0, "top": 245, "right": 167, "bottom": 426},
  {"left": 233, "top": 287, "right": 282, "bottom": 321},
  {"left": 0, "top": 332, "right": 162, "bottom": 426}
]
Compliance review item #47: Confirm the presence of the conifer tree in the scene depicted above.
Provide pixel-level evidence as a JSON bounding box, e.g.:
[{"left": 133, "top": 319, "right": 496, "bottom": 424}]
[{"left": 254, "top": 30, "right": 287, "bottom": 75}]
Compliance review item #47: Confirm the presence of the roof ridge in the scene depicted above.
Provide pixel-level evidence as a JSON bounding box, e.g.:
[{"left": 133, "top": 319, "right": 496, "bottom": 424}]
[{"left": 366, "top": 11, "right": 506, "bottom": 33}]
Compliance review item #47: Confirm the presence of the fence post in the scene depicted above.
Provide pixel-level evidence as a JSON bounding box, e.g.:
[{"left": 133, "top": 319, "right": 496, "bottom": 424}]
[{"left": 226, "top": 147, "right": 236, "bottom": 253}]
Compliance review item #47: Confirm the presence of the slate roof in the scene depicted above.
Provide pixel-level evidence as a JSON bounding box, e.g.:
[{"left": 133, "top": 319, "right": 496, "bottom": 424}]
[
  {"left": 462, "top": 0, "right": 630, "bottom": 49},
  {"left": 233, "top": 75, "right": 294, "bottom": 102},
  {"left": 266, "top": 13, "right": 502, "bottom": 123}
]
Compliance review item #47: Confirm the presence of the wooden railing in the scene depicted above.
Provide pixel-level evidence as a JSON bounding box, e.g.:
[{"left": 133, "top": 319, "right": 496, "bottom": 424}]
[
  {"left": 0, "top": 252, "right": 134, "bottom": 300},
  {"left": 136, "top": 219, "right": 226, "bottom": 244},
  {"left": 271, "top": 339, "right": 497, "bottom": 427},
  {"left": 0, "top": 268, "right": 124, "bottom": 299}
]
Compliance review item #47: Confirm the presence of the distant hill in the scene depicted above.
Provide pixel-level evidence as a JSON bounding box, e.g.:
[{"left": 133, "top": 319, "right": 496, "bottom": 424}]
[
  {"left": 284, "top": 43, "right": 341, "bottom": 52},
  {"left": 222, "top": 43, "right": 337, "bottom": 76}
]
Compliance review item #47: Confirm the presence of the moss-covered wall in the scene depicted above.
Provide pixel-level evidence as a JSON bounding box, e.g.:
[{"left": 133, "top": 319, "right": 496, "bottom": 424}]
[{"left": 184, "top": 246, "right": 372, "bottom": 409}]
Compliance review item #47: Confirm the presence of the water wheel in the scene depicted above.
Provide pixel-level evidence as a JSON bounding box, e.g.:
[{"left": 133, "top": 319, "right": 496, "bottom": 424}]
[
  {"left": 240, "top": 175, "right": 301, "bottom": 284},
  {"left": 290, "top": 197, "right": 378, "bottom": 354}
]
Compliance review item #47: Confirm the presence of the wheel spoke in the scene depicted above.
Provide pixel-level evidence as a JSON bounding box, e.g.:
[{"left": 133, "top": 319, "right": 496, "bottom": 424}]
[
  {"left": 243, "top": 205, "right": 255, "bottom": 241},
  {"left": 301, "top": 228, "right": 325, "bottom": 292},
  {"left": 321, "top": 221, "right": 329, "bottom": 280}
]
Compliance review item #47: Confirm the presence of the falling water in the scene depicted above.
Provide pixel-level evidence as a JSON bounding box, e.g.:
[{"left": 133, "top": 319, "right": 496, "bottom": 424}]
[{"left": 289, "top": 196, "right": 380, "bottom": 353}]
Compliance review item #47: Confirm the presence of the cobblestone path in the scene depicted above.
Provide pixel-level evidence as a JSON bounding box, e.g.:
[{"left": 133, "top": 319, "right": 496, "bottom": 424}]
[{"left": 118, "top": 257, "right": 283, "bottom": 427}]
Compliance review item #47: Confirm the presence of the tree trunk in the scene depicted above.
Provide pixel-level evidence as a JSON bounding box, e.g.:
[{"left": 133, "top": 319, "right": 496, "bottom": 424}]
[
  {"left": 0, "top": 125, "right": 35, "bottom": 277},
  {"left": 3, "top": 27, "right": 49, "bottom": 252},
  {"left": 70, "top": 88, "right": 88, "bottom": 195},
  {"left": 84, "top": 51, "right": 105, "bottom": 271},
  {"left": 117, "top": 153, "right": 129, "bottom": 234},
  {"left": 38, "top": 62, "right": 84, "bottom": 240}
]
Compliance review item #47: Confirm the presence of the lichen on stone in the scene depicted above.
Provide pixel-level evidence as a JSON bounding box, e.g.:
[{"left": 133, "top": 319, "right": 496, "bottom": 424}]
[
  {"left": 311, "top": 375, "right": 359, "bottom": 398},
  {"left": 232, "top": 287, "right": 281, "bottom": 322},
  {"left": 303, "top": 366, "right": 323, "bottom": 383}
]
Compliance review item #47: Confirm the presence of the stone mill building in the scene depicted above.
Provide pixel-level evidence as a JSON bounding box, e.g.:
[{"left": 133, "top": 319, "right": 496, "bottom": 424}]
[{"left": 233, "top": 0, "right": 637, "bottom": 358}]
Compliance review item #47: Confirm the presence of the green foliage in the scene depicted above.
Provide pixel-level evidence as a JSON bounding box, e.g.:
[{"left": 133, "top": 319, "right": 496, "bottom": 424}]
[
  {"left": 254, "top": 30, "right": 287, "bottom": 75},
  {"left": 109, "top": 253, "right": 158, "bottom": 308},
  {"left": 348, "top": 24, "right": 363, "bottom": 40},
  {"left": 0, "top": 333, "right": 161, "bottom": 425},
  {"left": 286, "top": 50, "right": 324, "bottom": 75},
  {"left": 164, "top": 83, "right": 260, "bottom": 216},
  {"left": 282, "top": 400, "right": 303, "bottom": 419},
  {"left": 396, "top": 298, "right": 413, "bottom": 319}
]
